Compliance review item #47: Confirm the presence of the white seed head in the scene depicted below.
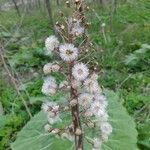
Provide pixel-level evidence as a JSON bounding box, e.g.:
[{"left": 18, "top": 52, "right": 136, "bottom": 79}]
[
  {"left": 59, "top": 43, "right": 78, "bottom": 62},
  {"left": 72, "top": 63, "right": 89, "bottom": 81},
  {"left": 42, "top": 102, "right": 60, "bottom": 125},
  {"left": 90, "top": 100, "right": 105, "bottom": 115},
  {"left": 45, "top": 35, "right": 59, "bottom": 55},
  {"left": 84, "top": 78, "right": 101, "bottom": 94},
  {"left": 43, "top": 62, "right": 60, "bottom": 74},
  {"left": 100, "top": 122, "right": 113, "bottom": 138},
  {"left": 42, "top": 102, "right": 50, "bottom": 113},
  {"left": 42, "top": 102, "right": 59, "bottom": 113},
  {"left": 93, "top": 138, "right": 102, "bottom": 148},
  {"left": 78, "top": 93, "right": 93, "bottom": 108},
  {"left": 94, "top": 94, "right": 108, "bottom": 108},
  {"left": 41, "top": 77, "right": 57, "bottom": 96},
  {"left": 72, "top": 24, "right": 84, "bottom": 36}
]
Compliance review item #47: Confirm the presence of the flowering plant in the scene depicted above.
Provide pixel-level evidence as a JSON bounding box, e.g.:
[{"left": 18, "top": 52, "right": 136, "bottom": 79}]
[
  {"left": 41, "top": 1, "right": 112, "bottom": 149},
  {"left": 11, "top": 1, "right": 138, "bottom": 150}
]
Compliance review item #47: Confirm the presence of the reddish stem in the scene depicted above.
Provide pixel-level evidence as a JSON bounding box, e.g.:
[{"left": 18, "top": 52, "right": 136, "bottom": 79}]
[{"left": 69, "top": 62, "right": 84, "bottom": 150}]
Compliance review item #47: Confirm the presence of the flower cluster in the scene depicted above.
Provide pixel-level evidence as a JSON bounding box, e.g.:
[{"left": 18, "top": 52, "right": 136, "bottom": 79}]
[
  {"left": 42, "top": 34, "right": 112, "bottom": 149},
  {"left": 41, "top": 1, "right": 112, "bottom": 149},
  {"left": 59, "top": 43, "right": 78, "bottom": 62},
  {"left": 68, "top": 18, "right": 85, "bottom": 37},
  {"left": 43, "top": 62, "right": 60, "bottom": 74},
  {"left": 45, "top": 36, "right": 59, "bottom": 55},
  {"left": 42, "top": 76, "right": 57, "bottom": 95},
  {"left": 78, "top": 72, "right": 112, "bottom": 149},
  {"left": 42, "top": 102, "right": 61, "bottom": 125}
]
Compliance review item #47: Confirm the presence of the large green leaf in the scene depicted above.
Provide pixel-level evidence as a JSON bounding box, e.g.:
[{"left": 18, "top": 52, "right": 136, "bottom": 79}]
[
  {"left": 11, "top": 90, "right": 138, "bottom": 150},
  {"left": 11, "top": 111, "right": 73, "bottom": 150},
  {"left": 101, "top": 90, "right": 138, "bottom": 150}
]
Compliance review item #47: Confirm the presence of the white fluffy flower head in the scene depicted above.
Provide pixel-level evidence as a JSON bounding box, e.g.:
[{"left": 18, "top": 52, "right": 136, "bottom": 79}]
[
  {"left": 42, "top": 101, "right": 59, "bottom": 113},
  {"left": 42, "top": 101, "right": 60, "bottom": 124},
  {"left": 94, "top": 94, "right": 108, "bottom": 109},
  {"left": 91, "top": 100, "right": 105, "bottom": 115},
  {"left": 100, "top": 122, "right": 113, "bottom": 141},
  {"left": 84, "top": 78, "right": 102, "bottom": 94},
  {"left": 78, "top": 93, "right": 93, "bottom": 108},
  {"left": 71, "top": 20, "right": 84, "bottom": 36},
  {"left": 93, "top": 138, "right": 102, "bottom": 149},
  {"left": 43, "top": 62, "right": 60, "bottom": 74},
  {"left": 45, "top": 35, "right": 59, "bottom": 55},
  {"left": 59, "top": 43, "right": 78, "bottom": 62},
  {"left": 72, "top": 63, "right": 89, "bottom": 81},
  {"left": 41, "top": 76, "right": 57, "bottom": 95}
]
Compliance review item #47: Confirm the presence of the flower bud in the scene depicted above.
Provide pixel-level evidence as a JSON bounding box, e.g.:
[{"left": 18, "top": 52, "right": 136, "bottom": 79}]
[
  {"left": 70, "top": 99, "right": 78, "bottom": 106},
  {"left": 51, "top": 128, "right": 60, "bottom": 134},
  {"left": 61, "top": 25, "right": 65, "bottom": 30},
  {"left": 75, "top": 128, "right": 82, "bottom": 135},
  {"left": 101, "top": 23, "right": 106, "bottom": 27},
  {"left": 66, "top": 1, "right": 70, "bottom": 7}
]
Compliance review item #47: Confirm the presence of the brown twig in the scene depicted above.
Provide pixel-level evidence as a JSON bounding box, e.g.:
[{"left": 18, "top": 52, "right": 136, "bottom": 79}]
[{"left": 0, "top": 45, "right": 32, "bottom": 118}]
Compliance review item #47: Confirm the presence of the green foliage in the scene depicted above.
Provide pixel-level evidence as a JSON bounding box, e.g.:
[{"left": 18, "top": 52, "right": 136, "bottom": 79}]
[
  {"left": 124, "top": 44, "right": 150, "bottom": 67},
  {"left": 8, "top": 46, "right": 51, "bottom": 72},
  {"left": 0, "top": 114, "right": 25, "bottom": 150},
  {"left": 11, "top": 90, "right": 138, "bottom": 150},
  {"left": 138, "top": 121, "right": 150, "bottom": 150},
  {"left": 11, "top": 111, "right": 73, "bottom": 150}
]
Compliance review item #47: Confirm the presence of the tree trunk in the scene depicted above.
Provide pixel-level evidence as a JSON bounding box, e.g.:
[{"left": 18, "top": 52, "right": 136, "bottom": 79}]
[
  {"left": 99, "top": 0, "right": 103, "bottom": 5},
  {"left": 21, "top": 0, "right": 25, "bottom": 7},
  {"left": 12, "top": 0, "right": 21, "bottom": 17},
  {"left": 37, "top": 0, "right": 41, "bottom": 8},
  {"left": 45, "top": 0, "right": 54, "bottom": 25},
  {"left": 114, "top": 0, "right": 117, "bottom": 13},
  {"left": 56, "top": 0, "right": 59, "bottom": 6}
]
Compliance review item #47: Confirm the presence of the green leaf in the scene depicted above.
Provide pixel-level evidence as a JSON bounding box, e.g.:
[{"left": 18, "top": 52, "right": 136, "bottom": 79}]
[
  {"left": 0, "top": 115, "right": 7, "bottom": 129},
  {"left": 138, "top": 121, "right": 150, "bottom": 149},
  {"left": 11, "top": 90, "right": 138, "bottom": 150},
  {"left": 101, "top": 90, "right": 138, "bottom": 150},
  {"left": 29, "top": 96, "right": 46, "bottom": 104},
  {"left": 11, "top": 111, "right": 73, "bottom": 150},
  {"left": 124, "top": 53, "right": 138, "bottom": 65}
]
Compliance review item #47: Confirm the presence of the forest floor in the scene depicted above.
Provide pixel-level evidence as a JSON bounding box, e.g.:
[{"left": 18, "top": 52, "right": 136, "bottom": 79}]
[{"left": 0, "top": 0, "right": 150, "bottom": 150}]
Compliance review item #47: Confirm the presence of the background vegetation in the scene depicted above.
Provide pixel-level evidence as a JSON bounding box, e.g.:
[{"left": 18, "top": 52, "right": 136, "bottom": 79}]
[{"left": 0, "top": 0, "right": 149, "bottom": 150}]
